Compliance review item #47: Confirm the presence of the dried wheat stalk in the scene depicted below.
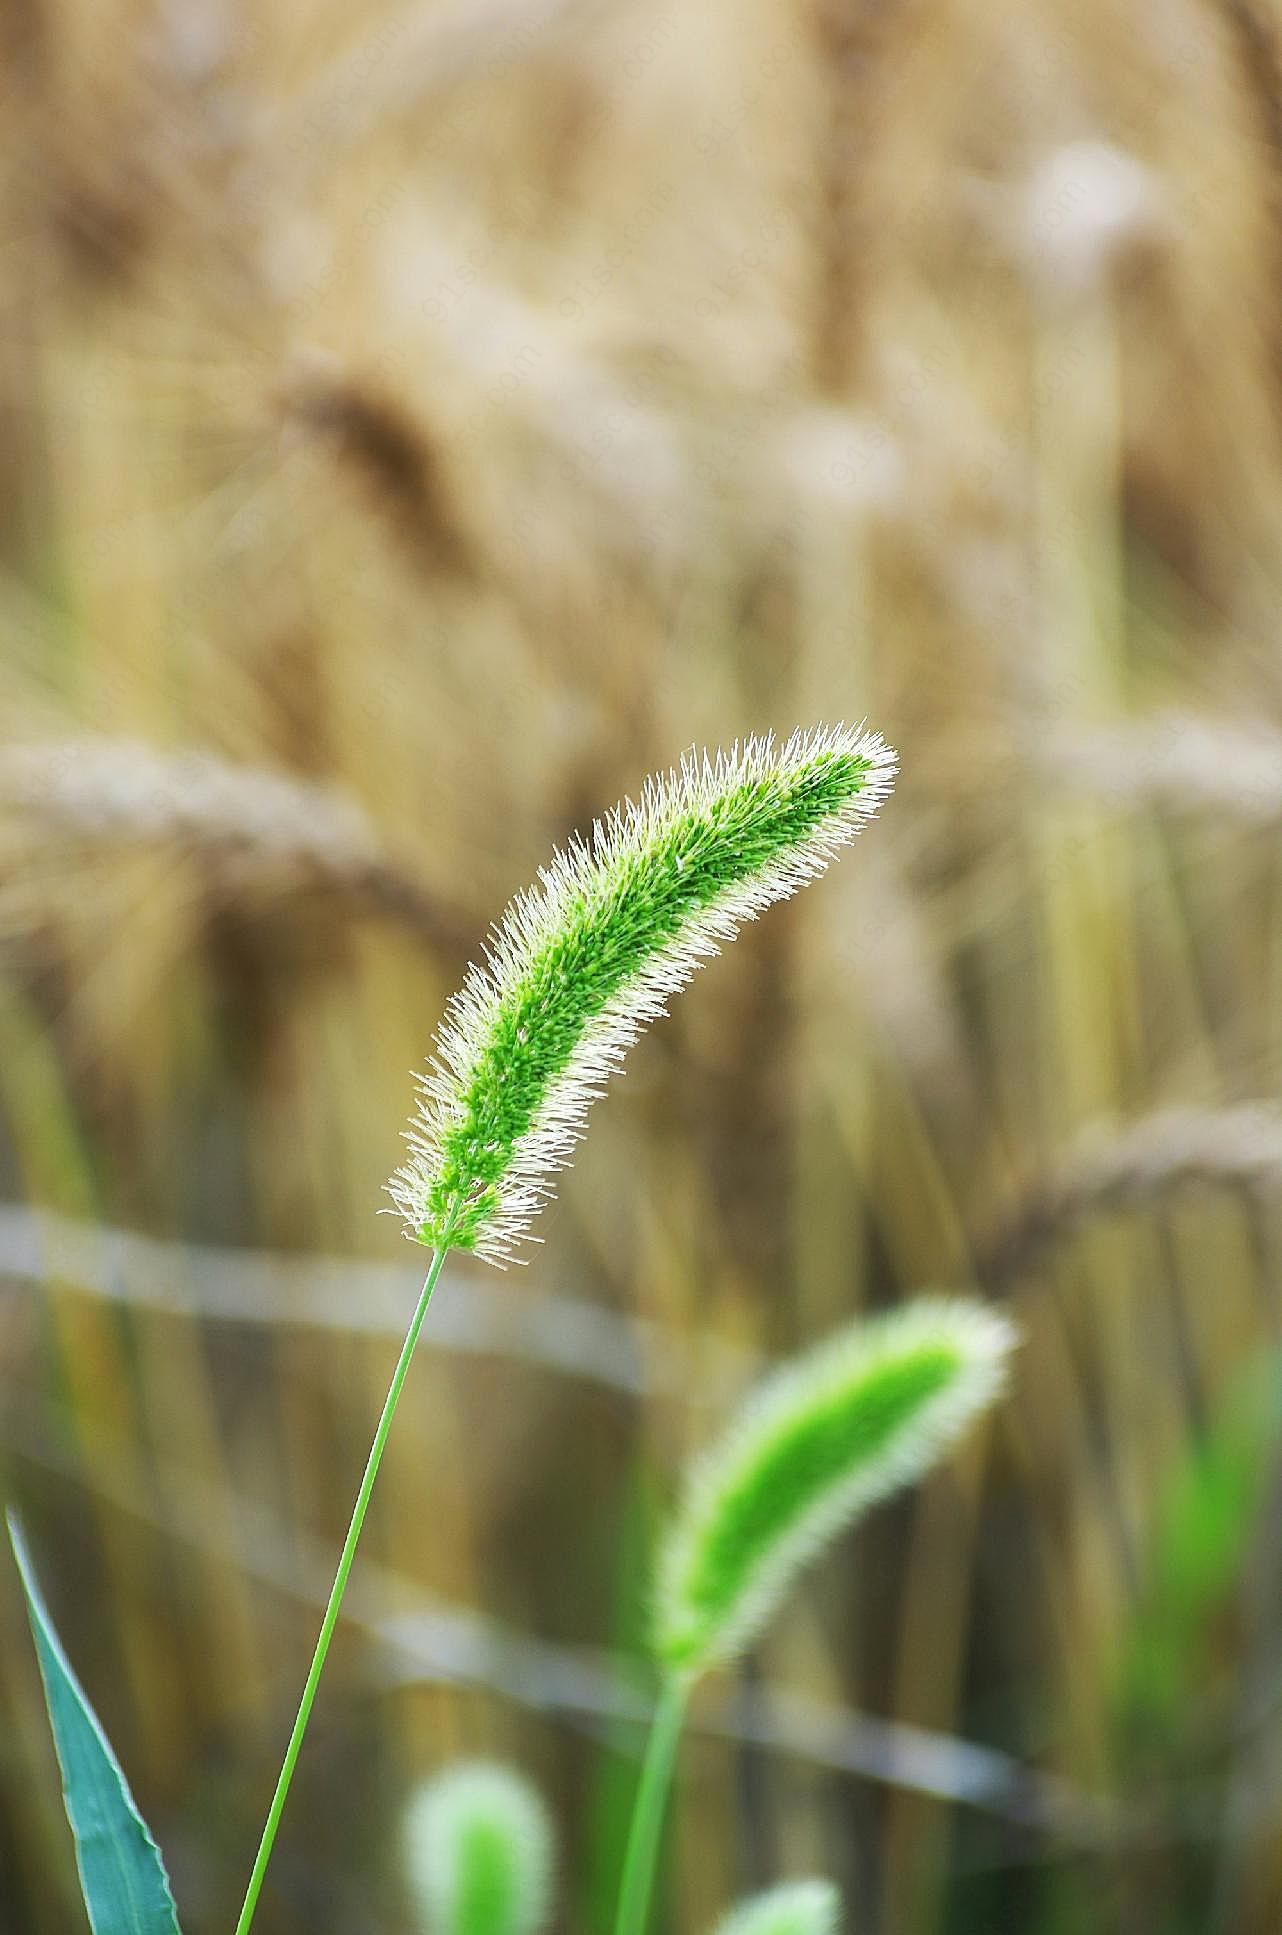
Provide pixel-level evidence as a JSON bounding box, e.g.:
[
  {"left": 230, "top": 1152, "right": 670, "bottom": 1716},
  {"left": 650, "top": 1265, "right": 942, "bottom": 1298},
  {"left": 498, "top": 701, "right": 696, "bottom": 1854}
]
[
  {"left": 281, "top": 361, "right": 475, "bottom": 575},
  {"left": 0, "top": 738, "right": 464, "bottom": 949},
  {"left": 1213, "top": 0, "right": 1282, "bottom": 414},
  {"left": 1046, "top": 711, "right": 1282, "bottom": 821},
  {"left": 811, "top": 0, "right": 895, "bottom": 392},
  {"left": 980, "top": 1103, "right": 1282, "bottom": 1286},
  {"left": 394, "top": 236, "right": 690, "bottom": 571},
  {"left": 273, "top": 0, "right": 611, "bottom": 177}
]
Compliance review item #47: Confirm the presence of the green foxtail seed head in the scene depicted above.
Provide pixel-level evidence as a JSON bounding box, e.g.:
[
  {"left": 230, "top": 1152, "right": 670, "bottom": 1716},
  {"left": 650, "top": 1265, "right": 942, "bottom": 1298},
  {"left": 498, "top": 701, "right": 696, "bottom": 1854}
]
[
  {"left": 711, "top": 1881, "right": 842, "bottom": 1935},
  {"left": 654, "top": 1297, "right": 1016, "bottom": 1675},
  {"left": 388, "top": 725, "right": 895, "bottom": 1263},
  {"left": 404, "top": 1762, "right": 553, "bottom": 1935}
]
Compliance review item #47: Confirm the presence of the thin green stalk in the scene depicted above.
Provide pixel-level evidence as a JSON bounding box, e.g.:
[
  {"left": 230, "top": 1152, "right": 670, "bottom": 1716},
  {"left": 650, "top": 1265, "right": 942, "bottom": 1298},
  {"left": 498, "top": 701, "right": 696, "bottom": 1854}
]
[
  {"left": 613, "top": 1674, "right": 689, "bottom": 1935},
  {"left": 233, "top": 1228, "right": 455, "bottom": 1935}
]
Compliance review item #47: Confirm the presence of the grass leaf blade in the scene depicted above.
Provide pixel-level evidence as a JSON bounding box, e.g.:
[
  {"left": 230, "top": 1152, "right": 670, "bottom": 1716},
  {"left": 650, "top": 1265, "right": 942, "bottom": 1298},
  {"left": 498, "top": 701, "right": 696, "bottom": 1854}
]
[{"left": 6, "top": 1511, "right": 183, "bottom": 1935}]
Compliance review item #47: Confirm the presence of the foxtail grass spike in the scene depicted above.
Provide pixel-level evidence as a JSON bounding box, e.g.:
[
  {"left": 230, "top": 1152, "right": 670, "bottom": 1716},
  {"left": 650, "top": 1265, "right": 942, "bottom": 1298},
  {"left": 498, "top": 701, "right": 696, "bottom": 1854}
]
[
  {"left": 711, "top": 1881, "right": 842, "bottom": 1935},
  {"left": 405, "top": 1762, "right": 554, "bottom": 1935},
  {"left": 654, "top": 1297, "right": 1015, "bottom": 1674},
  {"left": 389, "top": 725, "right": 895, "bottom": 1263}
]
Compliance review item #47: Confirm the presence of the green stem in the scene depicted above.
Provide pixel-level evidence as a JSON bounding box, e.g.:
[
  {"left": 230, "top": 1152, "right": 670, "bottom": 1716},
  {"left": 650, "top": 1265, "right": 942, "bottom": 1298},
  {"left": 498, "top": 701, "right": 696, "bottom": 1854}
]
[
  {"left": 613, "top": 1674, "right": 690, "bottom": 1935},
  {"left": 233, "top": 1233, "right": 454, "bottom": 1935}
]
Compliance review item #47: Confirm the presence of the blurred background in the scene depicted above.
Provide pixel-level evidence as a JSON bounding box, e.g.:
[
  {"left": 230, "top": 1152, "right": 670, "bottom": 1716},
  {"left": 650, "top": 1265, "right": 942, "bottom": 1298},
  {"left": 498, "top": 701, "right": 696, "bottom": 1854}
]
[{"left": 5, "top": 0, "right": 1282, "bottom": 1929}]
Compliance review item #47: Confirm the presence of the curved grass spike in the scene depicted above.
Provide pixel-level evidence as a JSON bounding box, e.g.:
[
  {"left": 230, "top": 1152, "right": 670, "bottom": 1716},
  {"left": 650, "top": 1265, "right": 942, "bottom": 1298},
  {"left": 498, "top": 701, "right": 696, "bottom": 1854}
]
[
  {"left": 613, "top": 1299, "right": 1015, "bottom": 1935},
  {"left": 711, "top": 1881, "right": 841, "bottom": 1935},
  {"left": 654, "top": 1298, "right": 1016, "bottom": 1674},
  {"left": 404, "top": 1763, "right": 554, "bottom": 1935},
  {"left": 237, "top": 725, "right": 894, "bottom": 1935},
  {"left": 389, "top": 725, "right": 895, "bottom": 1263}
]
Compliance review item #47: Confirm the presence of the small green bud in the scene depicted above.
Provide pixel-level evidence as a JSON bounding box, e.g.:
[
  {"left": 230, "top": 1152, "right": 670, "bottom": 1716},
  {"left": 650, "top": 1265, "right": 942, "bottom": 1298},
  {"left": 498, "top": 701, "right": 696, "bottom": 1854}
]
[
  {"left": 404, "top": 1762, "right": 553, "bottom": 1935},
  {"left": 711, "top": 1880, "right": 842, "bottom": 1935}
]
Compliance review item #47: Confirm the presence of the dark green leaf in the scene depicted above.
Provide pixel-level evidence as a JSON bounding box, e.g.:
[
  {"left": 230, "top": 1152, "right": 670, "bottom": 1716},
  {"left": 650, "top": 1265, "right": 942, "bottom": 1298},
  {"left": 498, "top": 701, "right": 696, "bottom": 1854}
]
[{"left": 7, "top": 1511, "right": 183, "bottom": 1935}]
